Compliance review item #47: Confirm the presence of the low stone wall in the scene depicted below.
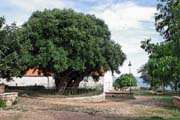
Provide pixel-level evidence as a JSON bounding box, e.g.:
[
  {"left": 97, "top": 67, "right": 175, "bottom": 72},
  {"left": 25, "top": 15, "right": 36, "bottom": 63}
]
[
  {"left": 0, "top": 92, "right": 18, "bottom": 106},
  {"left": 0, "top": 84, "right": 5, "bottom": 93},
  {"left": 173, "top": 96, "right": 180, "bottom": 108},
  {"left": 105, "top": 92, "right": 135, "bottom": 100}
]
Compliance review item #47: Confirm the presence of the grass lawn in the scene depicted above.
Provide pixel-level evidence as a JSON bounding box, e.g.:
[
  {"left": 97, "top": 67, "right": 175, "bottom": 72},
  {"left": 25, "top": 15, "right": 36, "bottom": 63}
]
[{"left": 133, "top": 89, "right": 180, "bottom": 120}]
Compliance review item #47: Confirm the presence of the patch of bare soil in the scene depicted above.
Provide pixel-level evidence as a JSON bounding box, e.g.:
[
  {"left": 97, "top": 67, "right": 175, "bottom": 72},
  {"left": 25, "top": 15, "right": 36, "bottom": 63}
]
[{"left": 0, "top": 95, "right": 170, "bottom": 120}]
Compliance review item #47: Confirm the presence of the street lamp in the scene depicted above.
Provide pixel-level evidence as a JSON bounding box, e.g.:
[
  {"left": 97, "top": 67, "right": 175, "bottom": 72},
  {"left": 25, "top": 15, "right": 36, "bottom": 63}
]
[{"left": 128, "top": 61, "right": 132, "bottom": 93}]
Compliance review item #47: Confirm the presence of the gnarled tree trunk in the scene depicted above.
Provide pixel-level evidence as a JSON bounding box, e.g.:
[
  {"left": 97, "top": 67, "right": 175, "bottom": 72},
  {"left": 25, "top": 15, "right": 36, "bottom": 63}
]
[
  {"left": 54, "top": 67, "right": 105, "bottom": 95},
  {"left": 54, "top": 71, "right": 85, "bottom": 94},
  {"left": 65, "top": 76, "right": 84, "bottom": 94},
  {"left": 54, "top": 71, "right": 73, "bottom": 94}
]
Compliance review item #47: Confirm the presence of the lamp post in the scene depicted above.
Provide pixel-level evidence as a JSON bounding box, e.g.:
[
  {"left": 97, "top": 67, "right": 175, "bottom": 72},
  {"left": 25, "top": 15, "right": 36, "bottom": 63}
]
[{"left": 128, "top": 61, "right": 132, "bottom": 94}]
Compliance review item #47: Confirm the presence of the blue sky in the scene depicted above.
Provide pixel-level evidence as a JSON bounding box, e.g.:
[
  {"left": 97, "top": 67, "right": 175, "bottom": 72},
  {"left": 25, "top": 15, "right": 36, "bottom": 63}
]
[{"left": 0, "top": 0, "right": 163, "bottom": 76}]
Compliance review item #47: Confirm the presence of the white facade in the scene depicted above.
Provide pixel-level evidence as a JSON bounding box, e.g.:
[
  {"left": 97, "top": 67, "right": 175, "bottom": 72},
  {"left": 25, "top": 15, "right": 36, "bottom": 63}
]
[
  {"left": 0, "top": 71, "right": 114, "bottom": 92},
  {"left": 103, "top": 71, "right": 113, "bottom": 92},
  {"left": 79, "top": 76, "right": 103, "bottom": 89},
  {"left": 0, "top": 76, "right": 101, "bottom": 89},
  {"left": 79, "top": 71, "right": 114, "bottom": 92},
  {"left": 0, "top": 77, "right": 55, "bottom": 88}
]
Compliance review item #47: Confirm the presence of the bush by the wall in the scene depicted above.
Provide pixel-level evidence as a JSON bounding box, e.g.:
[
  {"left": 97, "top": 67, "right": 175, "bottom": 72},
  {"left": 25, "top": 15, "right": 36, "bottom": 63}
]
[
  {"left": 113, "top": 73, "right": 137, "bottom": 89},
  {"left": 0, "top": 100, "right": 6, "bottom": 108}
]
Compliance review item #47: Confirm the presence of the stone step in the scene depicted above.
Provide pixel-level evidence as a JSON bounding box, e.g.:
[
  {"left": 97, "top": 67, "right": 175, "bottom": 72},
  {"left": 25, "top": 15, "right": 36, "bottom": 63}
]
[
  {"left": 0, "top": 84, "right": 5, "bottom": 93},
  {"left": 0, "top": 92, "right": 18, "bottom": 106}
]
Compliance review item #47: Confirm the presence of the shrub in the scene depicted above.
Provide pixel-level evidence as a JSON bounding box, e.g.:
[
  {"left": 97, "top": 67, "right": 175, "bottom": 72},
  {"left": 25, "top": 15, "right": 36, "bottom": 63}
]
[
  {"left": 113, "top": 73, "right": 137, "bottom": 88},
  {"left": 0, "top": 100, "right": 6, "bottom": 108}
]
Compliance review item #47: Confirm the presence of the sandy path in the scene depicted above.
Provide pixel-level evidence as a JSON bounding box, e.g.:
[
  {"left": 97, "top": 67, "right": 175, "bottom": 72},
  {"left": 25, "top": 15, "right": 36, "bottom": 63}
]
[
  {"left": 0, "top": 95, "right": 165, "bottom": 120},
  {"left": 22, "top": 95, "right": 155, "bottom": 116}
]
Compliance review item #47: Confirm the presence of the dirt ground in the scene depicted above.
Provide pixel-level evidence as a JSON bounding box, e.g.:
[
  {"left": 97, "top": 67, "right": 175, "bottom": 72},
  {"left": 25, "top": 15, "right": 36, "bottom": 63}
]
[{"left": 0, "top": 95, "right": 179, "bottom": 120}]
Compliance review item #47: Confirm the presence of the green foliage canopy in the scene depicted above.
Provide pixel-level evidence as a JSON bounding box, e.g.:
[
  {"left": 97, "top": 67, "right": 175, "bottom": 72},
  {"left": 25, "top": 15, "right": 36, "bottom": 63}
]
[
  {"left": 22, "top": 9, "right": 126, "bottom": 74},
  {"left": 140, "top": 39, "right": 180, "bottom": 90},
  {"left": 113, "top": 73, "right": 137, "bottom": 88},
  {"left": 18, "top": 9, "right": 126, "bottom": 93},
  {"left": 0, "top": 9, "right": 126, "bottom": 93},
  {"left": 0, "top": 17, "right": 31, "bottom": 80},
  {"left": 139, "top": 0, "right": 180, "bottom": 91}
]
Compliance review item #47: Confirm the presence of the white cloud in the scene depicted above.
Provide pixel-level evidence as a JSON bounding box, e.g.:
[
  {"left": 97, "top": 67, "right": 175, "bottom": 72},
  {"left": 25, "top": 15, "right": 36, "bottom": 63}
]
[
  {"left": 89, "top": 1, "right": 161, "bottom": 76},
  {"left": 79, "top": 0, "right": 98, "bottom": 2},
  {"left": 9, "top": 0, "right": 67, "bottom": 12},
  {"left": 91, "top": 2, "right": 155, "bottom": 29},
  {"left": 4, "top": 0, "right": 74, "bottom": 25}
]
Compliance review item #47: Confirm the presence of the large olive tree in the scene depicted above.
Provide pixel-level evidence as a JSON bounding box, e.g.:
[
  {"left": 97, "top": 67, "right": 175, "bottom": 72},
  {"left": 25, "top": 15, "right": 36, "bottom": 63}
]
[{"left": 14, "top": 9, "right": 126, "bottom": 94}]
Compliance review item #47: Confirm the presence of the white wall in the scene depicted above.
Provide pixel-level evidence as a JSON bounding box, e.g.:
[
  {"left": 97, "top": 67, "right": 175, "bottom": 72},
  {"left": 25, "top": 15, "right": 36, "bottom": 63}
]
[
  {"left": 79, "top": 76, "right": 103, "bottom": 89},
  {"left": 0, "top": 72, "right": 113, "bottom": 91},
  {"left": 0, "top": 76, "right": 102, "bottom": 89},
  {"left": 0, "top": 77, "right": 55, "bottom": 88},
  {"left": 103, "top": 71, "right": 113, "bottom": 92}
]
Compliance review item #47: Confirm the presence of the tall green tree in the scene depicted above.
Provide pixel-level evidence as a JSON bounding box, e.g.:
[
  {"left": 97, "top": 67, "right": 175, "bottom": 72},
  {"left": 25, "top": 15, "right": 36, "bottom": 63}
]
[
  {"left": 139, "top": 0, "right": 180, "bottom": 92},
  {"left": 140, "top": 38, "right": 180, "bottom": 91},
  {"left": 20, "top": 9, "right": 126, "bottom": 94},
  {"left": 155, "top": 0, "right": 180, "bottom": 91},
  {"left": 155, "top": 0, "right": 180, "bottom": 57},
  {"left": 0, "top": 17, "right": 30, "bottom": 80}
]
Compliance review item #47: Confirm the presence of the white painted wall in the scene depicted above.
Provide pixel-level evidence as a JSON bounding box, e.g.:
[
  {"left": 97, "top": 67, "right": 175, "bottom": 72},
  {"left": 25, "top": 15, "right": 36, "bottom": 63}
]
[
  {"left": 0, "top": 76, "right": 103, "bottom": 89},
  {"left": 0, "top": 77, "right": 55, "bottom": 88},
  {"left": 0, "top": 71, "right": 113, "bottom": 91},
  {"left": 103, "top": 71, "right": 113, "bottom": 92},
  {"left": 79, "top": 76, "right": 103, "bottom": 89}
]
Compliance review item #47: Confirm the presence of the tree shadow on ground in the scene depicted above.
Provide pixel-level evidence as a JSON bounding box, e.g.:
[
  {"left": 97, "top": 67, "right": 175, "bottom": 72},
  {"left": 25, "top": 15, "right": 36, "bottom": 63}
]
[
  {"left": 106, "top": 115, "right": 179, "bottom": 120},
  {"left": 103, "top": 115, "right": 167, "bottom": 120},
  {"left": 5, "top": 85, "right": 55, "bottom": 96},
  {"left": 133, "top": 116, "right": 165, "bottom": 120},
  {"left": 5, "top": 86, "right": 103, "bottom": 98}
]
